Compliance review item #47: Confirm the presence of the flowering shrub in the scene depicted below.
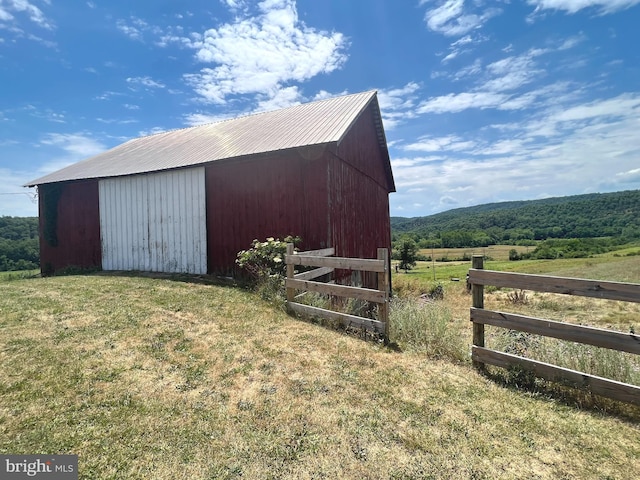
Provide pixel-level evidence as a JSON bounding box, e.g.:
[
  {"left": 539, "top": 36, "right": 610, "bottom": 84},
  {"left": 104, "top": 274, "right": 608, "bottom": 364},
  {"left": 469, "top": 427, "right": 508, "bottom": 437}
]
[{"left": 236, "top": 236, "right": 301, "bottom": 281}]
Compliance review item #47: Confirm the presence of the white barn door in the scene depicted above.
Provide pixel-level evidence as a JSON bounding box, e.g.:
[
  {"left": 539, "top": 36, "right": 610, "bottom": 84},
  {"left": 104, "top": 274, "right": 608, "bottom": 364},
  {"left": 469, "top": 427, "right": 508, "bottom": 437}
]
[{"left": 99, "top": 168, "right": 207, "bottom": 274}]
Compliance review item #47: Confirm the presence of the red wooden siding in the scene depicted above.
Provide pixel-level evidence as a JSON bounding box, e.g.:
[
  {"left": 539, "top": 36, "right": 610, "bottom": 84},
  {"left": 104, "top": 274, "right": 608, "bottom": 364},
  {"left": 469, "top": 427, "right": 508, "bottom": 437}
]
[
  {"left": 336, "top": 102, "right": 394, "bottom": 193},
  {"left": 332, "top": 103, "right": 393, "bottom": 287},
  {"left": 205, "top": 105, "right": 392, "bottom": 276},
  {"left": 205, "top": 149, "right": 331, "bottom": 273},
  {"left": 38, "top": 180, "right": 101, "bottom": 274}
]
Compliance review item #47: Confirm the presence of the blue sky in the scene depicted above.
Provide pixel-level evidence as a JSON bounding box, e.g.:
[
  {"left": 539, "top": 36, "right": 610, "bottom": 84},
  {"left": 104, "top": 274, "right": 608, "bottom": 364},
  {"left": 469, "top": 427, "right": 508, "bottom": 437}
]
[{"left": 1, "top": 0, "right": 639, "bottom": 218}]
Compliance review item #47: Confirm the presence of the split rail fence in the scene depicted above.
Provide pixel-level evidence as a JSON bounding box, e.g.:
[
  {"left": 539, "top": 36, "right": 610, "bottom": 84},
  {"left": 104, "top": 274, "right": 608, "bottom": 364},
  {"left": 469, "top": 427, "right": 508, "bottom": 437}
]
[
  {"left": 284, "top": 245, "right": 390, "bottom": 340},
  {"left": 469, "top": 255, "right": 640, "bottom": 405}
]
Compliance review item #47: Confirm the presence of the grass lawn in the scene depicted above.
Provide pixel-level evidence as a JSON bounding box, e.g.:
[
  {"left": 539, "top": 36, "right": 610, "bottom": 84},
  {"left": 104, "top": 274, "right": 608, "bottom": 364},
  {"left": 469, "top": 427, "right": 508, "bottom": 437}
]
[{"left": 1, "top": 269, "right": 639, "bottom": 479}]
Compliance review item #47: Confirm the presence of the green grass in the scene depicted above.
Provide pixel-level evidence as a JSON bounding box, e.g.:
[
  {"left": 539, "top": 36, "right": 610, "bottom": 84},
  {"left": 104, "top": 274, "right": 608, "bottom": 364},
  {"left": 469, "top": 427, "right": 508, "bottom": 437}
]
[
  {"left": 1, "top": 269, "right": 640, "bottom": 478},
  {"left": 0, "top": 269, "right": 40, "bottom": 281}
]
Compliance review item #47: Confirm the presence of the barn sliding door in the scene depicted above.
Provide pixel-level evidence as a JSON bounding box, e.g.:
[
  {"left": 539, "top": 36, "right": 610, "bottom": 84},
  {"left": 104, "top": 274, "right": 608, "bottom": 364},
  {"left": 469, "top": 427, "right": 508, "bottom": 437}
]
[{"left": 99, "top": 168, "right": 207, "bottom": 274}]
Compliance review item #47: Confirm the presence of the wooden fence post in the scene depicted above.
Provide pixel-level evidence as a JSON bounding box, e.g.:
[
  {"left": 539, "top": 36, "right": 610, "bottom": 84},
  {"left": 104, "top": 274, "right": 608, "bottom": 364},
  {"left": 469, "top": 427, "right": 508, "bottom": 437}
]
[
  {"left": 471, "top": 254, "right": 485, "bottom": 370},
  {"left": 286, "top": 243, "right": 295, "bottom": 304},
  {"left": 378, "top": 248, "right": 390, "bottom": 343}
]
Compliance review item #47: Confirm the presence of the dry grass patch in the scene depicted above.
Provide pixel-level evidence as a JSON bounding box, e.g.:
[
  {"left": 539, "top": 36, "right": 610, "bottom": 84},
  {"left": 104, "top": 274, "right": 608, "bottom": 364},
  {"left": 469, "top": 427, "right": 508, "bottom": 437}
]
[{"left": 1, "top": 273, "right": 639, "bottom": 479}]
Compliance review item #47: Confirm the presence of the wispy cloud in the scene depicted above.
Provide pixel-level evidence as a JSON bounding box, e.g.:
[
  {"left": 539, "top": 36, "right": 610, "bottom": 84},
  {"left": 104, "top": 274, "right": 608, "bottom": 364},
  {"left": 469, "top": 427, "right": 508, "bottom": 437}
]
[
  {"left": 394, "top": 92, "right": 640, "bottom": 214},
  {"left": 126, "top": 76, "right": 166, "bottom": 89},
  {"left": 403, "top": 134, "right": 476, "bottom": 152},
  {"left": 377, "top": 82, "right": 421, "bottom": 129},
  {"left": 116, "top": 16, "right": 162, "bottom": 41},
  {"left": 39, "top": 133, "right": 107, "bottom": 159},
  {"left": 417, "top": 91, "right": 508, "bottom": 114},
  {"left": 421, "top": 0, "right": 501, "bottom": 37},
  {"left": 527, "top": 0, "right": 640, "bottom": 15},
  {"left": 0, "top": 0, "right": 53, "bottom": 30}
]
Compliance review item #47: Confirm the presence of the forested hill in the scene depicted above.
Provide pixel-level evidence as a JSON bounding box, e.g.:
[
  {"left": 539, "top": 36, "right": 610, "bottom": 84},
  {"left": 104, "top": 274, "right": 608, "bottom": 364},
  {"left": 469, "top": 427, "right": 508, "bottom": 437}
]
[
  {"left": 0, "top": 216, "right": 39, "bottom": 271},
  {"left": 391, "top": 190, "right": 640, "bottom": 247}
]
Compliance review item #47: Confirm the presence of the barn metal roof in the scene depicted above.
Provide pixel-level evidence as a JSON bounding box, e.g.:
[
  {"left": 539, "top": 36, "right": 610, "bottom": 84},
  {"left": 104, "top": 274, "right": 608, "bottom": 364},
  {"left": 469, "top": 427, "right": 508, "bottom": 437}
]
[{"left": 25, "top": 90, "right": 392, "bottom": 188}]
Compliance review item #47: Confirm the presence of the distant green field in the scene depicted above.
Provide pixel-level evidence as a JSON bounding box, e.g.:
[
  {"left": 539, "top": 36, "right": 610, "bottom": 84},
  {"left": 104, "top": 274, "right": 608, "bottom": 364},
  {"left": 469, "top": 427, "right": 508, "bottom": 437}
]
[
  {"left": 418, "top": 244, "right": 533, "bottom": 262},
  {"left": 0, "top": 269, "right": 39, "bottom": 281},
  {"left": 398, "top": 244, "right": 640, "bottom": 286}
]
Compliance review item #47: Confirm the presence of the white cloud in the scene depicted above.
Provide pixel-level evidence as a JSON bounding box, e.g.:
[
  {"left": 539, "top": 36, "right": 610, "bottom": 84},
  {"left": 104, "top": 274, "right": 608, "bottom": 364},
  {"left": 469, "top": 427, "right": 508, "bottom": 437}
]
[
  {"left": 403, "top": 135, "right": 476, "bottom": 152},
  {"left": 183, "top": 0, "right": 348, "bottom": 105},
  {"left": 419, "top": 45, "right": 583, "bottom": 114},
  {"left": 138, "top": 127, "right": 169, "bottom": 137},
  {"left": 312, "top": 89, "right": 349, "bottom": 101},
  {"left": 422, "top": 0, "right": 501, "bottom": 37},
  {"left": 254, "top": 85, "right": 303, "bottom": 112},
  {"left": 96, "top": 117, "right": 138, "bottom": 125},
  {"left": 441, "top": 33, "right": 484, "bottom": 63},
  {"left": 482, "top": 51, "right": 545, "bottom": 92},
  {"left": 126, "top": 76, "right": 166, "bottom": 89},
  {"left": 453, "top": 58, "right": 482, "bottom": 80},
  {"left": 417, "top": 91, "right": 509, "bottom": 113},
  {"left": 116, "top": 16, "right": 162, "bottom": 42},
  {"left": 558, "top": 33, "right": 586, "bottom": 49},
  {"left": 0, "top": 0, "right": 53, "bottom": 29},
  {"left": 182, "top": 112, "right": 237, "bottom": 127},
  {"left": 39, "top": 133, "right": 107, "bottom": 159},
  {"left": 391, "top": 92, "right": 640, "bottom": 215},
  {"left": 116, "top": 19, "right": 143, "bottom": 41},
  {"left": 527, "top": 0, "right": 640, "bottom": 15},
  {"left": 616, "top": 168, "right": 640, "bottom": 183},
  {"left": 377, "top": 82, "right": 421, "bottom": 129}
]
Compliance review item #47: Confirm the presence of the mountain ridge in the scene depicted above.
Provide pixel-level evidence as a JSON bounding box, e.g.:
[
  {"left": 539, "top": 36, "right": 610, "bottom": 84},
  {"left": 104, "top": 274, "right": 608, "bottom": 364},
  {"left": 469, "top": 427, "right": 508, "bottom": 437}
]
[{"left": 391, "top": 190, "right": 640, "bottom": 246}]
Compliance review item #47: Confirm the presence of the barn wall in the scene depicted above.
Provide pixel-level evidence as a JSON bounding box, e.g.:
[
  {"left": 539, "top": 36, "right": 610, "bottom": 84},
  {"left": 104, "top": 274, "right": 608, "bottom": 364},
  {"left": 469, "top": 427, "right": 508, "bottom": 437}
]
[
  {"left": 328, "top": 155, "right": 391, "bottom": 288},
  {"left": 336, "top": 102, "right": 393, "bottom": 193},
  {"left": 38, "top": 180, "right": 101, "bottom": 274},
  {"left": 205, "top": 148, "right": 330, "bottom": 273},
  {"left": 332, "top": 104, "right": 393, "bottom": 287},
  {"left": 99, "top": 168, "right": 207, "bottom": 274}
]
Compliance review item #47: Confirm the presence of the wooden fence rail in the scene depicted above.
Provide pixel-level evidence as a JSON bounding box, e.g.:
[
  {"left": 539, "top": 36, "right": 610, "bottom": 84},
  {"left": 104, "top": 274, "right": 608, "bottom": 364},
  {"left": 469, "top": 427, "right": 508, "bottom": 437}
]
[
  {"left": 469, "top": 254, "right": 640, "bottom": 405},
  {"left": 285, "top": 245, "right": 390, "bottom": 341}
]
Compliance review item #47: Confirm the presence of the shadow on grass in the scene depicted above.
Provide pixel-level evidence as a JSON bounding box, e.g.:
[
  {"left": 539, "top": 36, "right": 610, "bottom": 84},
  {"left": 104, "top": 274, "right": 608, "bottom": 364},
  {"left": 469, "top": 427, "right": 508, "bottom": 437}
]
[{"left": 480, "top": 367, "right": 640, "bottom": 424}]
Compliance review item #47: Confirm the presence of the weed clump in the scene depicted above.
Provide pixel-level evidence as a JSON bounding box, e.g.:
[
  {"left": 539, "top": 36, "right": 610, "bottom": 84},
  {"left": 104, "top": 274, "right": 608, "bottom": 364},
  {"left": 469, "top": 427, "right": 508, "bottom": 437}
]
[{"left": 389, "top": 297, "right": 467, "bottom": 362}]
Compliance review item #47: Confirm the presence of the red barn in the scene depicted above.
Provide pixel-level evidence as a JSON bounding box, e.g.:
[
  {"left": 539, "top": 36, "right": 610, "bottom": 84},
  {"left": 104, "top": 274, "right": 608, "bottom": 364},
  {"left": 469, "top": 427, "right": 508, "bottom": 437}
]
[{"left": 25, "top": 90, "right": 395, "bottom": 276}]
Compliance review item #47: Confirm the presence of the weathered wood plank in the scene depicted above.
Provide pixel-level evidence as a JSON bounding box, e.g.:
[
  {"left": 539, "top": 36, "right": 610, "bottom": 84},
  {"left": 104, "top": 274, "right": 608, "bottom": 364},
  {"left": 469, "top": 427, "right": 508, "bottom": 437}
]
[
  {"left": 297, "top": 247, "right": 335, "bottom": 257},
  {"left": 294, "top": 266, "right": 334, "bottom": 281},
  {"left": 468, "top": 269, "right": 640, "bottom": 303},
  {"left": 472, "top": 346, "right": 640, "bottom": 405},
  {"left": 471, "top": 255, "right": 485, "bottom": 369},
  {"left": 286, "top": 278, "right": 387, "bottom": 303},
  {"left": 286, "top": 243, "right": 295, "bottom": 303},
  {"left": 377, "top": 248, "right": 390, "bottom": 341},
  {"left": 285, "top": 254, "right": 386, "bottom": 273},
  {"left": 471, "top": 308, "right": 640, "bottom": 355},
  {"left": 288, "top": 302, "right": 385, "bottom": 333}
]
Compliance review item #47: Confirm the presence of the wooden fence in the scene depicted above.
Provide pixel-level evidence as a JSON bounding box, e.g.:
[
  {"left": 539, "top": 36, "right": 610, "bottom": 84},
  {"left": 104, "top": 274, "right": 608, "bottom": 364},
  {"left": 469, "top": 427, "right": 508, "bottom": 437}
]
[
  {"left": 469, "top": 255, "right": 640, "bottom": 405},
  {"left": 284, "top": 245, "right": 390, "bottom": 340}
]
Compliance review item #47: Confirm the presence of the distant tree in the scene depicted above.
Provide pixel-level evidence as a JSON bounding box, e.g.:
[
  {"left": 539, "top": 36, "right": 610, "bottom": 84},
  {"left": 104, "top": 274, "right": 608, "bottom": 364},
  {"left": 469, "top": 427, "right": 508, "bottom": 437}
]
[{"left": 395, "top": 237, "right": 419, "bottom": 273}]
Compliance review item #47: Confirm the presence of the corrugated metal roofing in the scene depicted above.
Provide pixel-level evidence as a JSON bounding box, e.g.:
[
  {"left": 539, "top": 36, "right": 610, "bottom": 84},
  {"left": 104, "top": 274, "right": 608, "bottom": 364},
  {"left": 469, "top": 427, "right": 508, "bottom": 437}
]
[{"left": 25, "top": 90, "right": 389, "bottom": 186}]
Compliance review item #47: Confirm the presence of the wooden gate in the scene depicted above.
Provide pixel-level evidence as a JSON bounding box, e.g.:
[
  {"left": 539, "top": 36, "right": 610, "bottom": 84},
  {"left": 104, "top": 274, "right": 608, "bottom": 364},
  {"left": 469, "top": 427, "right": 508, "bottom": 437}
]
[{"left": 284, "top": 245, "right": 390, "bottom": 341}]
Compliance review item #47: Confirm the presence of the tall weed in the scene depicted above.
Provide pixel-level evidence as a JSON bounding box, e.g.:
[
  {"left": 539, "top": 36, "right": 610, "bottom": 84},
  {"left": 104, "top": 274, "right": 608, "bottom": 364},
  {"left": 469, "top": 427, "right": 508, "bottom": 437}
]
[{"left": 389, "top": 298, "right": 467, "bottom": 362}]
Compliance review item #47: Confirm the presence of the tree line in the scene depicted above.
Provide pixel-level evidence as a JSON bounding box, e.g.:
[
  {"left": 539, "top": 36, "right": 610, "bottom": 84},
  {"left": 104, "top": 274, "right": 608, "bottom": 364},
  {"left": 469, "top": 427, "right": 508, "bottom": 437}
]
[
  {"left": 392, "top": 189, "right": 640, "bottom": 248},
  {"left": 0, "top": 217, "right": 39, "bottom": 271}
]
